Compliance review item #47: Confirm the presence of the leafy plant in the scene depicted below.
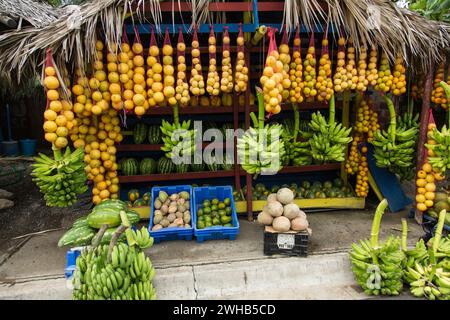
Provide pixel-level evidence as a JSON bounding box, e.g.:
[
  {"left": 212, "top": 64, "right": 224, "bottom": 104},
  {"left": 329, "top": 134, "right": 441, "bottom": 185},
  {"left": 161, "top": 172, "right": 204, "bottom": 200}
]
[{"left": 396, "top": 0, "right": 450, "bottom": 23}]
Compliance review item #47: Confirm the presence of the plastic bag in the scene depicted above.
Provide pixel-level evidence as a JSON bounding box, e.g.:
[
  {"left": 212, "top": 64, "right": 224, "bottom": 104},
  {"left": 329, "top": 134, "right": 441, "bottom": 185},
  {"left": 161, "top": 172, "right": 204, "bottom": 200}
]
[
  {"left": 130, "top": 26, "right": 147, "bottom": 116},
  {"left": 176, "top": 27, "right": 190, "bottom": 107},
  {"left": 289, "top": 25, "right": 303, "bottom": 103},
  {"left": 279, "top": 26, "right": 291, "bottom": 102},
  {"left": 220, "top": 26, "right": 233, "bottom": 93},
  {"left": 189, "top": 26, "right": 205, "bottom": 96},
  {"left": 261, "top": 27, "right": 282, "bottom": 115},
  {"left": 147, "top": 26, "right": 165, "bottom": 108},
  {"left": 206, "top": 25, "right": 220, "bottom": 96},
  {"left": 234, "top": 23, "right": 248, "bottom": 94},
  {"left": 303, "top": 32, "right": 317, "bottom": 101},
  {"left": 316, "top": 33, "right": 333, "bottom": 102},
  {"left": 162, "top": 27, "right": 177, "bottom": 106}
]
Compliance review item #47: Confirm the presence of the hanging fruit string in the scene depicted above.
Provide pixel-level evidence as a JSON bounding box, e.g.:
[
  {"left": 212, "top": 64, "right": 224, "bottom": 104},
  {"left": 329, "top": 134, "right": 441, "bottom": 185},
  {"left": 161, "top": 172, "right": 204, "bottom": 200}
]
[
  {"left": 303, "top": 32, "right": 317, "bottom": 101},
  {"left": 175, "top": 27, "right": 190, "bottom": 107},
  {"left": 279, "top": 26, "right": 291, "bottom": 103},
  {"left": 147, "top": 26, "right": 165, "bottom": 108},
  {"left": 162, "top": 27, "right": 177, "bottom": 107},
  {"left": 289, "top": 25, "right": 304, "bottom": 104}
]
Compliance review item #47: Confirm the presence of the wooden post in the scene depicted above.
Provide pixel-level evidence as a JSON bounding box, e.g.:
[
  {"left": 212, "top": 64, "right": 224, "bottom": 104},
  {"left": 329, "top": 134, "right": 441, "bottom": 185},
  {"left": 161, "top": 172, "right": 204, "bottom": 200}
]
[
  {"left": 340, "top": 91, "right": 351, "bottom": 184},
  {"left": 414, "top": 71, "right": 433, "bottom": 224},
  {"left": 233, "top": 92, "right": 240, "bottom": 191},
  {"left": 244, "top": 44, "right": 253, "bottom": 222}
]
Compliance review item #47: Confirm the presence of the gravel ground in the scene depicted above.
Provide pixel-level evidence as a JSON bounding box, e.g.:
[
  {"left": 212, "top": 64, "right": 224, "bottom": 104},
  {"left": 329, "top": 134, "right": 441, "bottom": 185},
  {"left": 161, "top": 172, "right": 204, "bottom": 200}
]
[{"left": 0, "top": 161, "right": 91, "bottom": 244}]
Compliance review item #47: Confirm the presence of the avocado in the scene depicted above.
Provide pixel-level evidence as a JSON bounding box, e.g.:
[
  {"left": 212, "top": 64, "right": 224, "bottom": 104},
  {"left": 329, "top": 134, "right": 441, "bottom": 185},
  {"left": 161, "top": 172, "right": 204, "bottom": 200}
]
[
  {"left": 197, "top": 221, "right": 205, "bottom": 229},
  {"left": 212, "top": 217, "right": 221, "bottom": 225},
  {"left": 220, "top": 215, "right": 232, "bottom": 224},
  {"left": 224, "top": 198, "right": 231, "bottom": 206}
]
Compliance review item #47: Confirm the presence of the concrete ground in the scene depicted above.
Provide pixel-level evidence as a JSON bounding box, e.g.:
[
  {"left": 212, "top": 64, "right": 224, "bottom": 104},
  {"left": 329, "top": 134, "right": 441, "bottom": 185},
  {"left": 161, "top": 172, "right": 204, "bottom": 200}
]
[{"left": 0, "top": 208, "right": 423, "bottom": 300}]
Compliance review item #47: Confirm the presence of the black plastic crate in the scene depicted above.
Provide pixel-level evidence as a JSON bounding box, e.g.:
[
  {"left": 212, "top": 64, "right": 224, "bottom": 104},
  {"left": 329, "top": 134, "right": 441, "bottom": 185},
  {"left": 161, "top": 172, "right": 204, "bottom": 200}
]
[{"left": 263, "top": 227, "right": 309, "bottom": 257}]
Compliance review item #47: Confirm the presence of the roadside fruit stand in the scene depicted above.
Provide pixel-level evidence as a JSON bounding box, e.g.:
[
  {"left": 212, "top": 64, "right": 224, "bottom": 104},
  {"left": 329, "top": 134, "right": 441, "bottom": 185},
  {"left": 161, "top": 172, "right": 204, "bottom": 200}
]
[{"left": 0, "top": 0, "right": 449, "bottom": 300}]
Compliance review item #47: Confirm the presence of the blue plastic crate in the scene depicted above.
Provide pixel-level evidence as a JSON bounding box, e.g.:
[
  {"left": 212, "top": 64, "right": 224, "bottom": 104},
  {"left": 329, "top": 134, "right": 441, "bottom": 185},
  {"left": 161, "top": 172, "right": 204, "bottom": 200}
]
[
  {"left": 65, "top": 248, "right": 82, "bottom": 280},
  {"left": 193, "top": 186, "right": 240, "bottom": 243},
  {"left": 149, "top": 185, "right": 194, "bottom": 243}
]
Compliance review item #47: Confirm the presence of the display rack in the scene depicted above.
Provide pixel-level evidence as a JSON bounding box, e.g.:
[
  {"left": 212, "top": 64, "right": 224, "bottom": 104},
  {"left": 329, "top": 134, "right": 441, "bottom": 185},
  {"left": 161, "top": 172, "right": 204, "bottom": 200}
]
[{"left": 118, "top": 0, "right": 365, "bottom": 221}]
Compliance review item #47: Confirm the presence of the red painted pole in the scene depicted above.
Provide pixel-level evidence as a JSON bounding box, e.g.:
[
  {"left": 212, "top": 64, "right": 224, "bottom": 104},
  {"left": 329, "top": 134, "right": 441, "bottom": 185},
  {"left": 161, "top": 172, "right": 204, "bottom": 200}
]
[{"left": 414, "top": 71, "right": 433, "bottom": 224}]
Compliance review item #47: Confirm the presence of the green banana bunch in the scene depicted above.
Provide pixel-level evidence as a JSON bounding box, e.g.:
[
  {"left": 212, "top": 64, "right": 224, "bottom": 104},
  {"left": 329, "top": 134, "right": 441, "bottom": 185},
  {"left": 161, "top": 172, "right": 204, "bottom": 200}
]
[
  {"left": 372, "top": 95, "right": 417, "bottom": 172},
  {"left": 31, "top": 147, "right": 88, "bottom": 207},
  {"left": 72, "top": 227, "right": 157, "bottom": 300},
  {"left": 403, "top": 210, "right": 450, "bottom": 300},
  {"left": 391, "top": 111, "right": 419, "bottom": 180},
  {"left": 238, "top": 87, "right": 286, "bottom": 177},
  {"left": 426, "top": 126, "right": 450, "bottom": 173},
  {"left": 349, "top": 199, "right": 405, "bottom": 296},
  {"left": 131, "top": 228, "right": 154, "bottom": 250},
  {"left": 282, "top": 104, "right": 312, "bottom": 166},
  {"left": 160, "top": 118, "right": 196, "bottom": 161},
  {"left": 308, "top": 96, "right": 352, "bottom": 163}
]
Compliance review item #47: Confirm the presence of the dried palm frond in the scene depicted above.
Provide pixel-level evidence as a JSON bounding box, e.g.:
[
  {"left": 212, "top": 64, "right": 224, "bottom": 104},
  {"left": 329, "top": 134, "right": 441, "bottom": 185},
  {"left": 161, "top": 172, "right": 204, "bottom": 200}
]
[{"left": 0, "top": 0, "right": 61, "bottom": 29}]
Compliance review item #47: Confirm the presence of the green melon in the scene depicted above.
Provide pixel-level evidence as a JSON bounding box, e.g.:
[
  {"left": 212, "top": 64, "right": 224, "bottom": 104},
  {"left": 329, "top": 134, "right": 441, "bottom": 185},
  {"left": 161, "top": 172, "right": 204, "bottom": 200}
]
[
  {"left": 122, "top": 158, "right": 139, "bottom": 176},
  {"left": 148, "top": 125, "right": 162, "bottom": 144},
  {"left": 157, "top": 157, "right": 175, "bottom": 174},
  {"left": 139, "top": 158, "right": 156, "bottom": 175},
  {"left": 133, "top": 123, "right": 147, "bottom": 144}
]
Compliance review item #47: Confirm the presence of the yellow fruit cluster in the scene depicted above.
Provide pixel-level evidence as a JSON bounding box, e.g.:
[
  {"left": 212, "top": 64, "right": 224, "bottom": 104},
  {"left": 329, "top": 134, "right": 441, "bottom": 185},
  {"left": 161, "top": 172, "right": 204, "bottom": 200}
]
[
  {"left": 43, "top": 66, "right": 73, "bottom": 149},
  {"left": 175, "top": 41, "right": 190, "bottom": 107},
  {"left": 129, "top": 42, "right": 148, "bottom": 116},
  {"left": 118, "top": 43, "right": 135, "bottom": 111},
  {"left": 345, "top": 39, "right": 358, "bottom": 90},
  {"left": 316, "top": 38, "right": 333, "bottom": 102},
  {"left": 356, "top": 47, "right": 368, "bottom": 92},
  {"left": 206, "top": 34, "right": 220, "bottom": 96},
  {"left": 261, "top": 49, "right": 284, "bottom": 114},
  {"left": 220, "top": 32, "right": 233, "bottom": 93},
  {"left": 346, "top": 135, "right": 362, "bottom": 175},
  {"left": 278, "top": 43, "right": 291, "bottom": 102},
  {"left": 391, "top": 56, "right": 407, "bottom": 96},
  {"left": 355, "top": 146, "right": 369, "bottom": 197},
  {"left": 234, "top": 35, "right": 248, "bottom": 93},
  {"left": 366, "top": 48, "right": 379, "bottom": 87},
  {"left": 333, "top": 37, "right": 348, "bottom": 93},
  {"left": 411, "top": 77, "right": 424, "bottom": 100},
  {"left": 375, "top": 52, "right": 393, "bottom": 93},
  {"left": 303, "top": 45, "right": 317, "bottom": 100},
  {"left": 431, "top": 63, "right": 447, "bottom": 109},
  {"left": 162, "top": 43, "right": 177, "bottom": 106},
  {"left": 354, "top": 98, "right": 380, "bottom": 143},
  {"left": 415, "top": 162, "right": 438, "bottom": 212},
  {"left": 147, "top": 44, "right": 166, "bottom": 108},
  {"left": 289, "top": 37, "right": 304, "bottom": 103},
  {"left": 106, "top": 47, "right": 122, "bottom": 112},
  {"left": 190, "top": 38, "right": 205, "bottom": 96},
  {"left": 70, "top": 40, "right": 122, "bottom": 204}
]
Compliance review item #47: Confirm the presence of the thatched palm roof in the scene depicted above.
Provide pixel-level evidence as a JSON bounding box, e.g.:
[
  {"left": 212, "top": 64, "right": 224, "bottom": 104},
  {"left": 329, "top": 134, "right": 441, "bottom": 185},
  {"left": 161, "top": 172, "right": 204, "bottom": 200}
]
[
  {"left": 0, "top": 0, "right": 449, "bottom": 82},
  {"left": 0, "top": 0, "right": 62, "bottom": 28}
]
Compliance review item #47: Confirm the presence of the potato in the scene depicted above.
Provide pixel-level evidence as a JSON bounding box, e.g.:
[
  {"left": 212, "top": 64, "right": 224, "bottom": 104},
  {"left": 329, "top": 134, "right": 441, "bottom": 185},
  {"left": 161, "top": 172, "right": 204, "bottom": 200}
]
[
  {"left": 154, "top": 199, "right": 162, "bottom": 209},
  {"left": 152, "top": 224, "right": 163, "bottom": 231},
  {"left": 183, "top": 212, "right": 191, "bottom": 224},
  {"left": 167, "top": 213, "right": 176, "bottom": 223},
  {"left": 168, "top": 205, "right": 177, "bottom": 214},
  {"left": 154, "top": 213, "right": 163, "bottom": 224},
  {"left": 160, "top": 218, "right": 170, "bottom": 227},
  {"left": 174, "top": 218, "right": 184, "bottom": 225}
]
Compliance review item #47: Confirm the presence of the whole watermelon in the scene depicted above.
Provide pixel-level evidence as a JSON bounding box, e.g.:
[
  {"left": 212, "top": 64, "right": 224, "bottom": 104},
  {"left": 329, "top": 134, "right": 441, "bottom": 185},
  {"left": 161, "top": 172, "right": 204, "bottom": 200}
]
[
  {"left": 133, "top": 123, "right": 147, "bottom": 144},
  {"left": 148, "top": 125, "right": 162, "bottom": 144},
  {"left": 175, "top": 163, "right": 190, "bottom": 173},
  {"left": 157, "top": 157, "right": 175, "bottom": 174},
  {"left": 122, "top": 158, "right": 139, "bottom": 176},
  {"left": 139, "top": 158, "right": 156, "bottom": 175}
]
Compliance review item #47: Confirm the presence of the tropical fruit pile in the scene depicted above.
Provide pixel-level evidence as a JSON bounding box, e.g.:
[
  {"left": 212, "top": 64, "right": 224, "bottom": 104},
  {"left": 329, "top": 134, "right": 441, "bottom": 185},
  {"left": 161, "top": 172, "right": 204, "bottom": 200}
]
[
  {"left": 72, "top": 221, "right": 156, "bottom": 300},
  {"left": 151, "top": 190, "right": 191, "bottom": 231},
  {"left": 196, "top": 197, "right": 233, "bottom": 229},
  {"left": 58, "top": 200, "right": 140, "bottom": 247},
  {"left": 257, "top": 188, "right": 310, "bottom": 233},
  {"left": 125, "top": 189, "right": 152, "bottom": 208},
  {"left": 350, "top": 199, "right": 405, "bottom": 296}
]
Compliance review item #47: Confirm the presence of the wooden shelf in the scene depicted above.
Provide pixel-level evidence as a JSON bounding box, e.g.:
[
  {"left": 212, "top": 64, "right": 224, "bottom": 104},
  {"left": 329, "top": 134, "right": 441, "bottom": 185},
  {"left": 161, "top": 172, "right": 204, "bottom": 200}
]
[{"left": 118, "top": 169, "right": 245, "bottom": 183}]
